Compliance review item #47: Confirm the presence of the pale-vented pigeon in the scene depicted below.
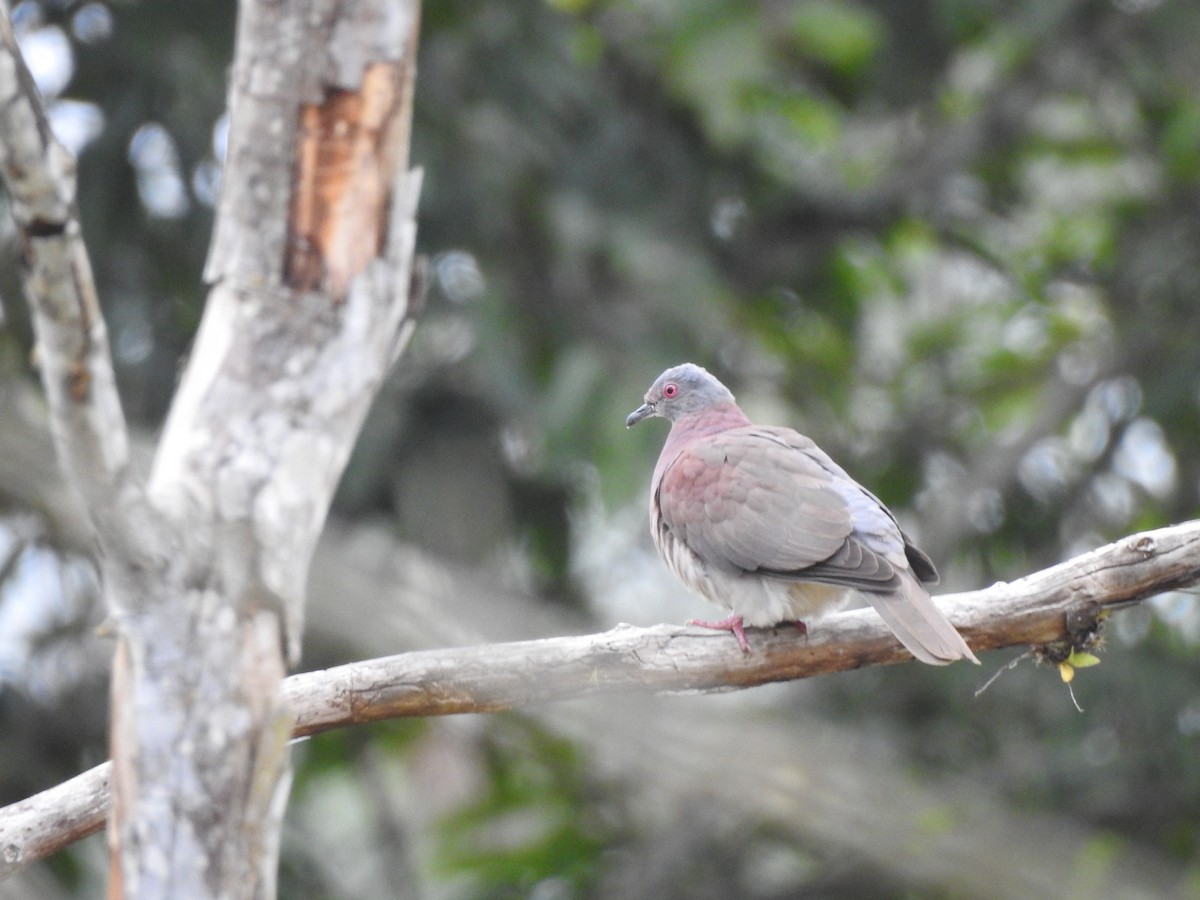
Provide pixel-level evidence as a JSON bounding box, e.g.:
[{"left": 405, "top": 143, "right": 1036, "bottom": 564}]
[{"left": 626, "top": 363, "right": 978, "bottom": 665}]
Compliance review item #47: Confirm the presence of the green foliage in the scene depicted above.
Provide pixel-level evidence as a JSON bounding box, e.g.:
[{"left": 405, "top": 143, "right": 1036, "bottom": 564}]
[
  {"left": 292, "top": 721, "right": 429, "bottom": 796},
  {"left": 432, "top": 717, "right": 619, "bottom": 898},
  {"left": 663, "top": 8, "right": 772, "bottom": 150},
  {"left": 1159, "top": 98, "right": 1200, "bottom": 183},
  {"left": 746, "top": 87, "right": 842, "bottom": 152},
  {"left": 788, "top": 1, "right": 883, "bottom": 78}
]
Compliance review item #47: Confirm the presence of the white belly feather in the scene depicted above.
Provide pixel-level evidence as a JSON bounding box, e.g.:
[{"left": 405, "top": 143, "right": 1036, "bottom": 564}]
[{"left": 654, "top": 520, "right": 850, "bottom": 627}]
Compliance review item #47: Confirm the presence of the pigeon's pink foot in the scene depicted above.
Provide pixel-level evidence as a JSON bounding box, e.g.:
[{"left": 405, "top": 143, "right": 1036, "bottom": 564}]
[
  {"left": 793, "top": 620, "right": 808, "bottom": 637},
  {"left": 687, "top": 614, "right": 750, "bottom": 652}
]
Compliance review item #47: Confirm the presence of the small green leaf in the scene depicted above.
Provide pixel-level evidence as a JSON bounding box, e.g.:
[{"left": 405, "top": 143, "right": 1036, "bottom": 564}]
[
  {"left": 1066, "top": 650, "right": 1101, "bottom": 669},
  {"left": 790, "top": 1, "right": 883, "bottom": 76}
]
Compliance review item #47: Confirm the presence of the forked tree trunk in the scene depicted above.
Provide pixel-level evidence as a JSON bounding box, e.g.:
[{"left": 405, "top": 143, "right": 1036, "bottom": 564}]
[
  {"left": 2, "top": 1, "right": 423, "bottom": 897},
  {"left": 111, "top": 3, "right": 423, "bottom": 896}
]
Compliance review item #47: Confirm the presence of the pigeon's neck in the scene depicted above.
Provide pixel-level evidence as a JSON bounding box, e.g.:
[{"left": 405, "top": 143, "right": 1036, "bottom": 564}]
[
  {"left": 672, "top": 402, "right": 752, "bottom": 437},
  {"left": 654, "top": 402, "right": 750, "bottom": 483}
]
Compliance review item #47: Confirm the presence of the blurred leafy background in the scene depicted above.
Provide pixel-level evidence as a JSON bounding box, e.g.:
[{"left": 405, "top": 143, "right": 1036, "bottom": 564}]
[{"left": 3, "top": 0, "right": 1200, "bottom": 896}]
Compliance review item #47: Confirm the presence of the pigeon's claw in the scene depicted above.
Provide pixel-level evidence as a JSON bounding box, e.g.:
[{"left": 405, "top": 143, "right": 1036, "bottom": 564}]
[{"left": 687, "top": 614, "right": 750, "bottom": 653}]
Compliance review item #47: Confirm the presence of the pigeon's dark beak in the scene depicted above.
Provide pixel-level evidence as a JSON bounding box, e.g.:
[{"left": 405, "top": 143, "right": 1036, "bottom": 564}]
[{"left": 625, "top": 402, "right": 655, "bottom": 428}]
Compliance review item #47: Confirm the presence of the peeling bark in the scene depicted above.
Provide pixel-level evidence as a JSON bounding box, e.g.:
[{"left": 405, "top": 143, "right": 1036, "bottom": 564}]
[{"left": 286, "top": 61, "right": 411, "bottom": 299}]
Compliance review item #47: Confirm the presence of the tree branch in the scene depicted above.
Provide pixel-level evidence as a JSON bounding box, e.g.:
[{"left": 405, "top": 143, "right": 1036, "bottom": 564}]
[
  {"left": 4, "top": 519, "right": 1197, "bottom": 878},
  {"left": 0, "top": 11, "right": 141, "bottom": 553}
]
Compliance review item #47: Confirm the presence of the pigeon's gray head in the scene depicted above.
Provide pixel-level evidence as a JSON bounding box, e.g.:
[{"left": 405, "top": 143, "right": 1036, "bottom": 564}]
[{"left": 625, "top": 363, "right": 736, "bottom": 427}]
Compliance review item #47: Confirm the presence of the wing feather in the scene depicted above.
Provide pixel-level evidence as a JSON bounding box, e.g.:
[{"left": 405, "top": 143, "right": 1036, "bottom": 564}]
[{"left": 657, "top": 426, "right": 913, "bottom": 591}]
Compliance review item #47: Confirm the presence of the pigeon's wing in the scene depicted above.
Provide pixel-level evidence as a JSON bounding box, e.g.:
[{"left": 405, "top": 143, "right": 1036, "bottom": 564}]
[
  {"left": 656, "top": 426, "right": 898, "bottom": 590},
  {"left": 773, "top": 433, "right": 971, "bottom": 662},
  {"left": 797, "top": 440, "right": 941, "bottom": 586}
]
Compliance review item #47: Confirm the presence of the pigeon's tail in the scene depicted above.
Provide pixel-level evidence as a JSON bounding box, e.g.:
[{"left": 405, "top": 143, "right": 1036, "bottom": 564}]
[{"left": 867, "top": 573, "right": 980, "bottom": 665}]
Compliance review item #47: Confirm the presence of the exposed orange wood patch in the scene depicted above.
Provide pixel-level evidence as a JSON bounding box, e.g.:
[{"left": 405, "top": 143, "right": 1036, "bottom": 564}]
[
  {"left": 285, "top": 62, "right": 406, "bottom": 300},
  {"left": 67, "top": 359, "right": 91, "bottom": 403}
]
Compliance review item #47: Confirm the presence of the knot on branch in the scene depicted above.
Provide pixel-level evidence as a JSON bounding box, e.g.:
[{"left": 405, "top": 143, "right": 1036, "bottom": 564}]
[
  {"left": 1033, "top": 600, "right": 1106, "bottom": 670},
  {"left": 1127, "top": 534, "right": 1158, "bottom": 556}
]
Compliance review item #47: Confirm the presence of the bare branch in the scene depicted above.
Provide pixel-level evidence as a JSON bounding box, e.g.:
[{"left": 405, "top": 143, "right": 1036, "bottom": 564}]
[
  {"left": 0, "top": 765, "right": 111, "bottom": 878},
  {"left": 0, "top": 11, "right": 138, "bottom": 547},
  {"left": 4, "top": 519, "right": 1197, "bottom": 878},
  {"left": 287, "top": 520, "right": 1200, "bottom": 722}
]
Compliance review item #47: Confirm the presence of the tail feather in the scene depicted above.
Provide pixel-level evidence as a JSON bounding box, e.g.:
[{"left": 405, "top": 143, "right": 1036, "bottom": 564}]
[{"left": 866, "top": 573, "right": 979, "bottom": 665}]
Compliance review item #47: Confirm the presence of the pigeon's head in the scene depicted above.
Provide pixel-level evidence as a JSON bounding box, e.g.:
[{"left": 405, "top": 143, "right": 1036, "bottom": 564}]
[{"left": 625, "top": 363, "right": 736, "bottom": 427}]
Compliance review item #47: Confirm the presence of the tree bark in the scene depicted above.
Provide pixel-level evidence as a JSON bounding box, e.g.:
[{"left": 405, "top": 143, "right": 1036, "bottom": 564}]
[{"left": 0, "top": 1, "right": 423, "bottom": 897}]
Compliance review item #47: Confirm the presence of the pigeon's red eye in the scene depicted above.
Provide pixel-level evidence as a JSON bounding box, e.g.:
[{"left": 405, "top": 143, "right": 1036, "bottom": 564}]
[{"left": 663, "top": 383, "right": 679, "bottom": 399}]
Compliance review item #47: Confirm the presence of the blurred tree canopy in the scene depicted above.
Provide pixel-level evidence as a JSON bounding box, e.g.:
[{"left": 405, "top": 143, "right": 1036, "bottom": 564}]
[{"left": 2, "top": 0, "right": 1200, "bottom": 896}]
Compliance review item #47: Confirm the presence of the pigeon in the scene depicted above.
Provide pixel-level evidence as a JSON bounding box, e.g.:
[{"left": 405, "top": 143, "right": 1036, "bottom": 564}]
[{"left": 626, "top": 363, "right": 978, "bottom": 665}]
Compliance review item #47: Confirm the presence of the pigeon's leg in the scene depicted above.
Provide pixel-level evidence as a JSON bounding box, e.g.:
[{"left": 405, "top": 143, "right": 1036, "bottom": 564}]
[
  {"left": 793, "top": 620, "right": 808, "bottom": 636},
  {"left": 687, "top": 614, "right": 750, "bottom": 652}
]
